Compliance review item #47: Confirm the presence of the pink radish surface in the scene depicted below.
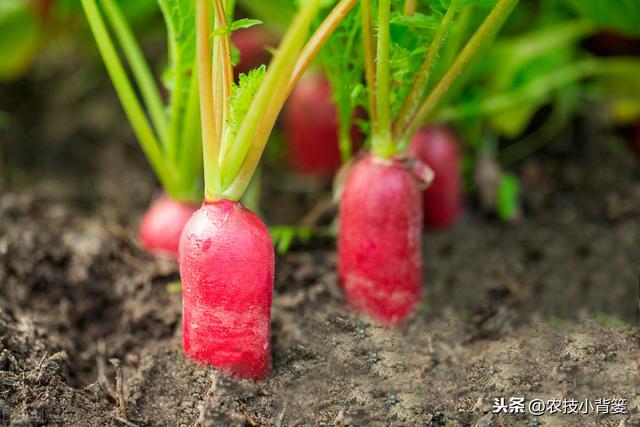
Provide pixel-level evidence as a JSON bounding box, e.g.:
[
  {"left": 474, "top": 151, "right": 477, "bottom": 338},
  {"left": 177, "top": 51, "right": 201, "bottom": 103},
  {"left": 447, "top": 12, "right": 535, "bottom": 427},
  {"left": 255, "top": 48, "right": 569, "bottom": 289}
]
[
  {"left": 179, "top": 199, "right": 274, "bottom": 380},
  {"left": 139, "top": 195, "right": 199, "bottom": 259},
  {"left": 338, "top": 154, "right": 423, "bottom": 325},
  {"left": 409, "top": 126, "right": 463, "bottom": 229},
  {"left": 284, "top": 75, "right": 347, "bottom": 176},
  {"left": 231, "top": 27, "right": 274, "bottom": 76}
]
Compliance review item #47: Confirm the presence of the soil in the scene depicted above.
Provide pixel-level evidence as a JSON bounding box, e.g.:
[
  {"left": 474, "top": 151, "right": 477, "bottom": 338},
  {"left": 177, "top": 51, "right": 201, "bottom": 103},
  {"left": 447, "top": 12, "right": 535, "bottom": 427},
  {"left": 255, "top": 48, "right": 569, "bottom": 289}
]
[{"left": 1, "top": 66, "right": 640, "bottom": 426}]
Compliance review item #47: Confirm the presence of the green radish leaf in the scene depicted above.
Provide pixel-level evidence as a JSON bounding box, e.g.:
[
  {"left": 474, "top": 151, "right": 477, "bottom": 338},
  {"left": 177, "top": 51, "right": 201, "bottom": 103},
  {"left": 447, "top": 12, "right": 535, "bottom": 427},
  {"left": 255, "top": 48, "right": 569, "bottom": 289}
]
[
  {"left": 236, "top": 0, "right": 297, "bottom": 29},
  {"left": 269, "top": 226, "right": 313, "bottom": 254},
  {"left": 320, "top": 4, "right": 366, "bottom": 162},
  {"left": 229, "top": 18, "right": 262, "bottom": 31},
  {"left": 212, "top": 18, "right": 263, "bottom": 36},
  {"left": 388, "top": 8, "right": 437, "bottom": 119},
  {"left": 562, "top": 0, "right": 640, "bottom": 37},
  {"left": 0, "top": 0, "right": 40, "bottom": 81},
  {"left": 157, "top": 0, "right": 203, "bottom": 199},
  {"left": 226, "top": 66, "right": 267, "bottom": 141},
  {"left": 158, "top": 0, "right": 196, "bottom": 93},
  {"left": 497, "top": 172, "right": 519, "bottom": 222}
]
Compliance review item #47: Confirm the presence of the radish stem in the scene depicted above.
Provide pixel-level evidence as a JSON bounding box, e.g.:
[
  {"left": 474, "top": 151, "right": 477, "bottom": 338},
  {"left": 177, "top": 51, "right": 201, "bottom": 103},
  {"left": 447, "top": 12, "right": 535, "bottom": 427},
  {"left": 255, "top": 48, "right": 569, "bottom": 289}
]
[
  {"left": 197, "top": 0, "right": 220, "bottom": 200},
  {"left": 101, "top": 0, "right": 168, "bottom": 146},
  {"left": 372, "top": 0, "right": 394, "bottom": 159},
  {"left": 402, "top": 0, "right": 519, "bottom": 142},
  {"left": 404, "top": 0, "right": 416, "bottom": 17},
  {"left": 219, "top": 0, "right": 321, "bottom": 199},
  {"left": 80, "top": 0, "right": 174, "bottom": 190},
  {"left": 286, "top": 0, "right": 358, "bottom": 98},
  {"left": 360, "top": 0, "right": 377, "bottom": 132},
  {"left": 393, "top": 0, "right": 459, "bottom": 140}
]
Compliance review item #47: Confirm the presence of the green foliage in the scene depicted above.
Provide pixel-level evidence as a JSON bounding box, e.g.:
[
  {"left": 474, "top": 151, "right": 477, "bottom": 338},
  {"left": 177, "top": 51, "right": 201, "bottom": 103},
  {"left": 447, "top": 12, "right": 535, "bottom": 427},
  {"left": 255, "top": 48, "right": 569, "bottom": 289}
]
[
  {"left": 58, "top": 0, "right": 159, "bottom": 22},
  {"left": 236, "top": 0, "right": 297, "bottom": 29},
  {"left": 388, "top": 10, "right": 437, "bottom": 116},
  {"left": 563, "top": 0, "right": 640, "bottom": 37},
  {"left": 479, "top": 20, "right": 592, "bottom": 137},
  {"left": 228, "top": 18, "right": 263, "bottom": 32},
  {"left": 226, "top": 66, "right": 267, "bottom": 142},
  {"left": 0, "top": 0, "right": 40, "bottom": 81},
  {"left": 82, "top": 0, "right": 202, "bottom": 202},
  {"left": 496, "top": 172, "right": 519, "bottom": 222},
  {"left": 389, "top": 13, "right": 438, "bottom": 29},
  {"left": 269, "top": 226, "right": 313, "bottom": 254},
  {"left": 213, "top": 18, "right": 262, "bottom": 36},
  {"left": 158, "top": 0, "right": 196, "bottom": 90},
  {"left": 320, "top": 5, "right": 366, "bottom": 161}
]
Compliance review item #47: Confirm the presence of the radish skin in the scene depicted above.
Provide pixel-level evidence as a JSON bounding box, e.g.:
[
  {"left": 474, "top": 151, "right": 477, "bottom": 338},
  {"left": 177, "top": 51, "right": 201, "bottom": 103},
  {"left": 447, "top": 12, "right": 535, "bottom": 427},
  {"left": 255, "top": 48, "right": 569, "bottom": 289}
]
[
  {"left": 285, "top": 75, "right": 357, "bottom": 176},
  {"left": 409, "top": 126, "right": 463, "bottom": 229},
  {"left": 179, "top": 199, "right": 274, "bottom": 379},
  {"left": 338, "top": 154, "right": 423, "bottom": 325},
  {"left": 139, "top": 195, "right": 199, "bottom": 258}
]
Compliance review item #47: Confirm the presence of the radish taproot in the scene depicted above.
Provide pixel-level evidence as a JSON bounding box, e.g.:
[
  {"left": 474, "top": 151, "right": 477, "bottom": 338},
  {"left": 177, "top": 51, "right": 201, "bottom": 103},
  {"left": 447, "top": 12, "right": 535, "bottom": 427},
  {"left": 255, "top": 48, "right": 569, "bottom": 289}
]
[
  {"left": 139, "top": 195, "right": 198, "bottom": 258},
  {"left": 338, "top": 155, "right": 423, "bottom": 325},
  {"left": 409, "top": 126, "right": 463, "bottom": 229},
  {"left": 180, "top": 199, "right": 273, "bottom": 378},
  {"left": 180, "top": 0, "right": 356, "bottom": 379},
  {"left": 325, "top": 0, "right": 517, "bottom": 324}
]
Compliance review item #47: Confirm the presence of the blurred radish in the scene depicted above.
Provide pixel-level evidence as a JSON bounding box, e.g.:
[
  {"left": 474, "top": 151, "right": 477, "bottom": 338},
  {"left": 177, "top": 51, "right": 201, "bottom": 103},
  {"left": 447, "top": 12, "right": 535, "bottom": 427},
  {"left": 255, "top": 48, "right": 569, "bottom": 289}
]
[
  {"left": 329, "top": 0, "right": 517, "bottom": 324},
  {"left": 180, "top": 0, "right": 356, "bottom": 379},
  {"left": 232, "top": 26, "right": 275, "bottom": 76},
  {"left": 139, "top": 195, "right": 198, "bottom": 258},
  {"left": 284, "top": 74, "right": 343, "bottom": 175},
  {"left": 409, "top": 126, "right": 463, "bottom": 229},
  {"left": 338, "top": 155, "right": 423, "bottom": 325}
]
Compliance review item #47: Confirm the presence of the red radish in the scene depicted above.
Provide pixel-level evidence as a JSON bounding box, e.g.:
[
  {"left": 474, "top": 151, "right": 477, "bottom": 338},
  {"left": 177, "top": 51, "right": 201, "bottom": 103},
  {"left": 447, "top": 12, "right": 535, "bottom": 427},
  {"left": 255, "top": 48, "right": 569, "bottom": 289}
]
[
  {"left": 284, "top": 74, "right": 344, "bottom": 176},
  {"left": 182, "top": 0, "right": 356, "bottom": 378},
  {"left": 139, "top": 195, "right": 199, "bottom": 258},
  {"left": 409, "top": 126, "right": 463, "bottom": 229},
  {"left": 338, "top": 154, "right": 423, "bottom": 325},
  {"left": 232, "top": 27, "right": 275, "bottom": 76},
  {"left": 180, "top": 199, "right": 273, "bottom": 379},
  {"left": 284, "top": 74, "right": 364, "bottom": 176}
]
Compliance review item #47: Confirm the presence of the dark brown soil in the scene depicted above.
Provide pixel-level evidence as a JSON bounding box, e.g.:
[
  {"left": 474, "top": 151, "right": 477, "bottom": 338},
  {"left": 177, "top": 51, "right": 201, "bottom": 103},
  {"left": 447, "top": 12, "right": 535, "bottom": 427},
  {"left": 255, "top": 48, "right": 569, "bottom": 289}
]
[{"left": 1, "top": 69, "right": 639, "bottom": 426}]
